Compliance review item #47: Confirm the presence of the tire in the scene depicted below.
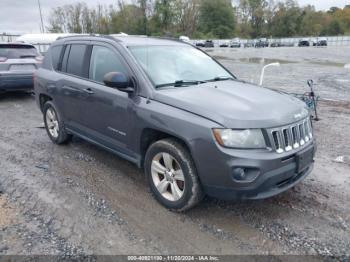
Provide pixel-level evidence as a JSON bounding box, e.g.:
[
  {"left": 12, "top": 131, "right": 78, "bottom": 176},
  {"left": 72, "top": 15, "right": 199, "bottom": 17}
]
[
  {"left": 144, "top": 138, "right": 204, "bottom": 212},
  {"left": 43, "top": 101, "right": 71, "bottom": 144}
]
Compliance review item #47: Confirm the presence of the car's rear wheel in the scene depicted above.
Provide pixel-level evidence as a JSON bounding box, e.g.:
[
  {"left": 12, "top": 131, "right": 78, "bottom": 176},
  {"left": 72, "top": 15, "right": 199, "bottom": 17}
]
[
  {"left": 43, "top": 101, "right": 71, "bottom": 144},
  {"left": 144, "top": 138, "right": 204, "bottom": 212}
]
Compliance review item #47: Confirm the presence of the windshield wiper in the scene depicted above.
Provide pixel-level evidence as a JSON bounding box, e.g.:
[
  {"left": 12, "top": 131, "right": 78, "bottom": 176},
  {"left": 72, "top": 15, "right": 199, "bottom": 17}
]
[
  {"left": 205, "top": 76, "right": 235, "bottom": 82},
  {"left": 155, "top": 80, "right": 206, "bottom": 89}
]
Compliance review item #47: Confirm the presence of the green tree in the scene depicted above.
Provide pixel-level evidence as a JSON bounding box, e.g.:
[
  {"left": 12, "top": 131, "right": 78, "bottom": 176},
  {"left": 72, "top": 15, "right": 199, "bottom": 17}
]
[
  {"left": 198, "top": 0, "right": 235, "bottom": 39},
  {"left": 267, "top": 0, "right": 301, "bottom": 37},
  {"left": 150, "top": 0, "right": 178, "bottom": 35},
  {"left": 327, "top": 20, "right": 345, "bottom": 35},
  {"left": 110, "top": 3, "right": 144, "bottom": 35},
  {"left": 237, "top": 0, "right": 269, "bottom": 38}
]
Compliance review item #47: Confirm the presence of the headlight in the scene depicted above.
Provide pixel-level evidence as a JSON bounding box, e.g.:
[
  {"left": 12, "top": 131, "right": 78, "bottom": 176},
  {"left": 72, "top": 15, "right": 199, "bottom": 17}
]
[{"left": 212, "top": 129, "right": 266, "bottom": 149}]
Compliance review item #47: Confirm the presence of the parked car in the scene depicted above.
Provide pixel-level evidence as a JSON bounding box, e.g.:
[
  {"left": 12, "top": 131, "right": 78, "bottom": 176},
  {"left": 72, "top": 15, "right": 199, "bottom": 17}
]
[
  {"left": 0, "top": 43, "right": 42, "bottom": 92},
  {"left": 195, "top": 40, "right": 205, "bottom": 47},
  {"left": 204, "top": 40, "right": 214, "bottom": 48},
  {"left": 244, "top": 40, "right": 255, "bottom": 48},
  {"left": 230, "top": 39, "right": 241, "bottom": 48},
  {"left": 34, "top": 35, "right": 316, "bottom": 211},
  {"left": 219, "top": 41, "right": 229, "bottom": 48},
  {"left": 314, "top": 38, "right": 327, "bottom": 47},
  {"left": 255, "top": 38, "right": 269, "bottom": 48},
  {"left": 298, "top": 39, "right": 310, "bottom": 47},
  {"left": 270, "top": 41, "right": 282, "bottom": 47},
  {"left": 179, "top": 36, "right": 190, "bottom": 43}
]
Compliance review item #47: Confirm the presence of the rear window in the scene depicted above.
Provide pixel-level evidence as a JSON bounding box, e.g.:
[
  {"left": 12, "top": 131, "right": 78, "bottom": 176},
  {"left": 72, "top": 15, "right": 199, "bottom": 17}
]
[{"left": 0, "top": 44, "right": 39, "bottom": 59}]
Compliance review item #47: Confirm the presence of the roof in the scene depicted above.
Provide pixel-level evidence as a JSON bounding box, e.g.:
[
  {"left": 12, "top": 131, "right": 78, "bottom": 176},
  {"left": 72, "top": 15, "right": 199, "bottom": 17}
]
[{"left": 54, "top": 34, "right": 188, "bottom": 47}]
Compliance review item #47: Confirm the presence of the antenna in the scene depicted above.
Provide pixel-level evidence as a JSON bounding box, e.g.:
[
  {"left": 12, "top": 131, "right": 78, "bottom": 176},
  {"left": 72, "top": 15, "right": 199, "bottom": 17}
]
[{"left": 37, "top": 0, "right": 45, "bottom": 33}]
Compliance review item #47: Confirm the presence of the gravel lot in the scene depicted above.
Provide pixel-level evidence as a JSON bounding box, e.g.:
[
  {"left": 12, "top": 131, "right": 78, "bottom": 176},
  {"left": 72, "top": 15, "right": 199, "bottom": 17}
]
[{"left": 0, "top": 46, "right": 349, "bottom": 259}]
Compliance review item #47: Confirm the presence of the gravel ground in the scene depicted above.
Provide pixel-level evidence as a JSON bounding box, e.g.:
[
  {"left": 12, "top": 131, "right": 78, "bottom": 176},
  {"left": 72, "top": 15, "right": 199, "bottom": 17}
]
[{"left": 0, "top": 46, "right": 349, "bottom": 259}]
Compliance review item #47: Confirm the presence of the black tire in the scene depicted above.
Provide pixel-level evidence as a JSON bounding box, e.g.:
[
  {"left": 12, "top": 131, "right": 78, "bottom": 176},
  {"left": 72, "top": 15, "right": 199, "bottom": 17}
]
[
  {"left": 43, "top": 101, "right": 71, "bottom": 144},
  {"left": 144, "top": 138, "right": 204, "bottom": 212}
]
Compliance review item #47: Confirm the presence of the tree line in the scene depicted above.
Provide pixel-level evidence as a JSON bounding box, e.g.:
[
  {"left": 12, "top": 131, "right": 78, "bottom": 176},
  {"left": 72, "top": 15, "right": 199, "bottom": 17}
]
[{"left": 47, "top": 0, "right": 350, "bottom": 39}]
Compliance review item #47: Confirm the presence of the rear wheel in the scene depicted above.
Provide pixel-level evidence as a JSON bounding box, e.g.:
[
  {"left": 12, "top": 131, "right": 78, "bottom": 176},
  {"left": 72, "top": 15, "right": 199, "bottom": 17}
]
[
  {"left": 43, "top": 101, "right": 71, "bottom": 144},
  {"left": 144, "top": 138, "right": 204, "bottom": 212}
]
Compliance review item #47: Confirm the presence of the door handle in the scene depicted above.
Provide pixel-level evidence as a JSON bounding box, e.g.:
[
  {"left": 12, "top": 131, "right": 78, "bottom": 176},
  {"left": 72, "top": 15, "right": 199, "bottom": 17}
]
[{"left": 83, "top": 88, "right": 94, "bottom": 95}]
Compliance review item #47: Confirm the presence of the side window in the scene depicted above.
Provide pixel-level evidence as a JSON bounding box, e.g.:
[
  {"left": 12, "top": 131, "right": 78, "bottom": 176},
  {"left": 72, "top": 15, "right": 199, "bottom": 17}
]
[
  {"left": 89, "top": 45, "right": 127, "bottom": 83},
  {"left": 66, "top": 44, "right": 88, "bottom": 77},
  {"left": 61, "top": 45, "right": 71, "bottom": 73},
  {"left": 50, "top": 45, "right": 63, "bottom": 70}
]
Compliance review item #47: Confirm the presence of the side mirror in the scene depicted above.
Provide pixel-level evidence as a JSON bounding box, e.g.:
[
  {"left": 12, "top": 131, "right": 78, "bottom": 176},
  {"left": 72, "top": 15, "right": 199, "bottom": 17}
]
[{"left": 103, "top": 72, "right": 134, "bottom": 93}]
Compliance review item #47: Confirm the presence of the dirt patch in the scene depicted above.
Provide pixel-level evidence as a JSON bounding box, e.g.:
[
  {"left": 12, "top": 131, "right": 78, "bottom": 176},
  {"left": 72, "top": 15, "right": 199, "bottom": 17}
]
[{"left": 0, "top": 195, "right": 17, "bottom": 228}]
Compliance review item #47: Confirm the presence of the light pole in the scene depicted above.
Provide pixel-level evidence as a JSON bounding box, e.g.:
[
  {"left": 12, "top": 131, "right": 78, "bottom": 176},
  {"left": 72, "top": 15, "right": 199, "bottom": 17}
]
[
  {"left": 38, "top": 0, "right": 45, "bottom": 33},
  {"left": 259, "top": 62, "right": 280, "bottom": 86}
]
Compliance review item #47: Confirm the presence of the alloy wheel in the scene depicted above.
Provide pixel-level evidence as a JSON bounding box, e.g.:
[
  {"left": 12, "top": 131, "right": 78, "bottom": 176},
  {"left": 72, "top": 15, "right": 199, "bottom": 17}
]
[
  {"left": 151, "top": 152, "right": 185, "bottom": 201},
  {"left": 46, "top": 107, "right": 59, "bottom": 138}
]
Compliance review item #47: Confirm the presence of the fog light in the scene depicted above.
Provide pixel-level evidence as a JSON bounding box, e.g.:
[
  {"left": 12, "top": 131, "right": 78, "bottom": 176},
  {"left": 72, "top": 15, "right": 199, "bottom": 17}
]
[
  {"left": 232, "top": 167, "right": 260, "bottom": 183},
  {"left": 233, "top": 168, "right": 246, "bottom": 181}
]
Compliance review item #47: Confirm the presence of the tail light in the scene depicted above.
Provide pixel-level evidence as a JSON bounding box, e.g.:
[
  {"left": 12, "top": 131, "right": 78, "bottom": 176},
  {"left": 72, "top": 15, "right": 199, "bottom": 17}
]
[
  {"left": 0, "top": 57, "right": 7, "bottom": 62},
  {"left": 35, "top": 56, "right": 44, "bottom": 63}
]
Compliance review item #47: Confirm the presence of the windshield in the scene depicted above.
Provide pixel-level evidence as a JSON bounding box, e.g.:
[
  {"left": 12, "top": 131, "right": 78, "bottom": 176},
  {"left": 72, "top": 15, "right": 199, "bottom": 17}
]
[
  {"left": 129, "top": 45, "right": 232, "bottom": 87},
  {"left": 0, "top": 44, "right": 39, "bottom": 59}
]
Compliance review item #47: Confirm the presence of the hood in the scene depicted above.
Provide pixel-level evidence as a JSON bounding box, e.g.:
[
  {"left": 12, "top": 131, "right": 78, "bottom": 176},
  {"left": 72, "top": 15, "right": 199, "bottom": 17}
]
[{"left": 153, "top": 80, "right": 308, "bottom": 128}]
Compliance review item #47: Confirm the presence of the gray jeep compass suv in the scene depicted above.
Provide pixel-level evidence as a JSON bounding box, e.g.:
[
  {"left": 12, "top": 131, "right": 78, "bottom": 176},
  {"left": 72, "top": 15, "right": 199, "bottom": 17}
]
[{"left": 34, "top": 35, "right": 315, "bottom": 211}]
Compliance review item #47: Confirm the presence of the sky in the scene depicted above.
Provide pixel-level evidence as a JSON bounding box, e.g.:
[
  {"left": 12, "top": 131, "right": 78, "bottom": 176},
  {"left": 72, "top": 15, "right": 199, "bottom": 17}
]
[{"left": 0, "top": 0, "right": 349, "bottom": 34}]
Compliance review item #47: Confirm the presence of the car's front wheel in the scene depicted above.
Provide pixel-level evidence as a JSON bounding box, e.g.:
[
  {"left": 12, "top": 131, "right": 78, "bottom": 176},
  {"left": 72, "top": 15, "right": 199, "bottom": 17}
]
[
  {"left": 43, "top": 101, "right": 71, "bottom": 144},
  {"left": 144, "top": 138, "right": 204, "bottom": 212}
]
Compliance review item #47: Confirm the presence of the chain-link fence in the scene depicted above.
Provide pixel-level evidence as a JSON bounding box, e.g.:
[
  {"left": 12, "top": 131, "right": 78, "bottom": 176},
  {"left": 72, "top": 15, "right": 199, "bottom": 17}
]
[{"left": 194, "top": 35, "right": 350, "bottom": 47}]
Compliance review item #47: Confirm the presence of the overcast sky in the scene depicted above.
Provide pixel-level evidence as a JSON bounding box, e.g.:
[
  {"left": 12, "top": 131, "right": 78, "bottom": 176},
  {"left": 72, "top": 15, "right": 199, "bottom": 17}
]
[{"left": 1, "top": 0, "right": 349, "bottom": 34}]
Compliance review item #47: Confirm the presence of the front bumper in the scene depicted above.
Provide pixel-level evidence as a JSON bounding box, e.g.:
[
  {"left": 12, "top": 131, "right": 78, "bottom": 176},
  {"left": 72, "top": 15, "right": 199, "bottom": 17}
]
[
  {"left": 0, "top": 73, "right": 33, "bottom": 91},
  {"left": 194, "top": 139, "right": 316, "bottom": 200}
]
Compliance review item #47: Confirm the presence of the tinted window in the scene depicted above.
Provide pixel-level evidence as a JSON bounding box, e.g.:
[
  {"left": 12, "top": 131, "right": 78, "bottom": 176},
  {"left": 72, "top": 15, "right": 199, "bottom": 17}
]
[
  {"left": 61, "top": 45, "right": 70, "bottom": 72},
  {"left": 0, "top": 44, "right": 39, "bottom": 59},
  {"left": 66, "top": 44, "right": 88, "bottom": 77},
  {"left": 50, "top": 45, "right": 63, "bottom": 70},
  {"left": 89, "top": 45, "right": 127, "bottom": 83}
]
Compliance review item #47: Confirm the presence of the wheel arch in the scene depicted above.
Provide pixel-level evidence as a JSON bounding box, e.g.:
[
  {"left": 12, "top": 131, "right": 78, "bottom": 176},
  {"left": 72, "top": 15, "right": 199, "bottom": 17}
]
[
  {"left": 139, "top": 128, "right": 194, "bottom": 168},
  {"left": 39, "top": 93, "right": 53, "bottom": 112}
]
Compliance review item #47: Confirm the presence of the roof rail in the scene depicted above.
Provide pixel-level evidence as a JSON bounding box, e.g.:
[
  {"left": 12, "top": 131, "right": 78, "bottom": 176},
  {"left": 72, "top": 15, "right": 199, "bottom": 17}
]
[
  {"left": 152, "top": 36, "right": 193, "bottom": 46},
  {"left": 56, "top": 34, "right": 120, "bottom": 42}
]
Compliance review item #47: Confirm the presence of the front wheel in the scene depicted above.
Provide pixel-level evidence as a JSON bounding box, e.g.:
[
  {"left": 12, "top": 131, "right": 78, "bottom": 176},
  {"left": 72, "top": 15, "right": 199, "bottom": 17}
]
[{"left": 144, "top": 138, "right": 204, "bottom": 212}]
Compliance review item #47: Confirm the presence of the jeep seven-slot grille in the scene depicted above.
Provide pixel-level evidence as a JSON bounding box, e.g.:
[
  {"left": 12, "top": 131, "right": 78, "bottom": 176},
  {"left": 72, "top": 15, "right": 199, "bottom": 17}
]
[{"left": 269, "top": 118, "right": 313, "bottom": 153}]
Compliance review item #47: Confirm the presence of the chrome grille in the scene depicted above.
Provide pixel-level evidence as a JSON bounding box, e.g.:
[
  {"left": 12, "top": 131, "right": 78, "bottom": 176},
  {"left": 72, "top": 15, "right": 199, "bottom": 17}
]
[{"left": 269, "top": 118, "right": 313, "bottom": 153}]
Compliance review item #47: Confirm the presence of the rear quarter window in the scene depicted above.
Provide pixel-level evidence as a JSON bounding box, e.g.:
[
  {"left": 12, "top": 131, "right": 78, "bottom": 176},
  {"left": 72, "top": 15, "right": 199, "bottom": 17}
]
[{"left": 50, "top": 45, "right": 63, "bottom": 70}]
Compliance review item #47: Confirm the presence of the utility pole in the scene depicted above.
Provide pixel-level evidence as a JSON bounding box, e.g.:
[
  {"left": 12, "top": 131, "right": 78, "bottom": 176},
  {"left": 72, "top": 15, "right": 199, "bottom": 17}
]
[{"left": 37, "top": 0, "right": 45, "bottom": 33}]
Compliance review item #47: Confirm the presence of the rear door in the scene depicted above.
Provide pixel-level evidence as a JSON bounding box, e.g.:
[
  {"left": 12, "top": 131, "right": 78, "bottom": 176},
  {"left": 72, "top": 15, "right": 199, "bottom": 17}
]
[{"left": 58, "top": 43, "right": 92, "bottom": 130}]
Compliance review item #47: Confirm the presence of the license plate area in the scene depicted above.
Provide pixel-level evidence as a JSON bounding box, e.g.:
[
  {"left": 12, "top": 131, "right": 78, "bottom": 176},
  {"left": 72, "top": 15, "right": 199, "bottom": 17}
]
[
  {"left": 9, "top": 64, "right": 36, "bottom": 71},
  {"left": 296, "top": 147, "right": 314, "bottom": 173}
]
